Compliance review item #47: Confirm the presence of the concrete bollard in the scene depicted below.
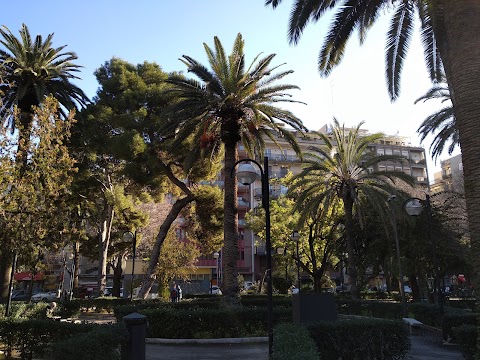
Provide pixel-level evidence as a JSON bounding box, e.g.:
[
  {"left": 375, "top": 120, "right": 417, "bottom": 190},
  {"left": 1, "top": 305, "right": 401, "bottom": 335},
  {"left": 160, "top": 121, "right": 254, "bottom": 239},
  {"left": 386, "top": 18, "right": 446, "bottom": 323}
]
[{"left": 123, "top": 312, "right": 147, "bottom": 360}]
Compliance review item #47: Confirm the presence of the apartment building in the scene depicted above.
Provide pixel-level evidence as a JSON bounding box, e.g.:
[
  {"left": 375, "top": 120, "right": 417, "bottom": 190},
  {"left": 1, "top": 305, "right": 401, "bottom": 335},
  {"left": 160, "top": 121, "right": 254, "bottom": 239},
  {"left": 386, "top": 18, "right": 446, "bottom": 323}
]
[{"left": 431, "top": 154, "right": 464, "bottom": 194}]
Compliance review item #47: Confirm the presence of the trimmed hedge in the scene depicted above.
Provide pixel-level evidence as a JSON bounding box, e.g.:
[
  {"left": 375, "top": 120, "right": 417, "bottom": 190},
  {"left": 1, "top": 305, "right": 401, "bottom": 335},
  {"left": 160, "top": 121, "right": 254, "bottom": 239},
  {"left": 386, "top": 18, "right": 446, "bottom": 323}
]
[
  {"left": 241, "top": 295, "right": 293, "bottom": 308},
  {"left": 49, "top": 323, "right": 128, "bottom": 360},
  {"left": 135, "top": 307, "right": 292, "bottom": 338},
  {"left": 408, "top": 303, "right": 445, "bottom": 328},
  {"left": 308, "top": 317, "right": 410, "bottom": 360},
  {"left": 272, "top": 323, "right": 320, "bottom": 360},
  {"left": 0, "top": 302, "right": 49, "bottom": 320},
  {"left": 336, "top": 299, "right": 403, "bottom": 319},
  {"left": 445, "top": 298, "right": 476, "bottom": 312},
  {"left": 442, "top": 312, "right": 478, "bottom": 341},
  {"left": 60, "top": 297, "right": 132, "bottom": 317},
  {"left": 0, "top": 319, "right": 95, "bottom": 359},
  {"left": 453, "top": 324, "right": 477, "bottom": 360}
]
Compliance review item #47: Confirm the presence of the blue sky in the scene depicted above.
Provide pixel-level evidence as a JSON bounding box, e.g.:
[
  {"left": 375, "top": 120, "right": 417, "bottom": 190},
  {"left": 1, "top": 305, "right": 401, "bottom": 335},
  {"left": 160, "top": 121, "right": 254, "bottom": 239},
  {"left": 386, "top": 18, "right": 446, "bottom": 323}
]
[{"left": 2, "top": 1, "right": 456, "bottom": 177}]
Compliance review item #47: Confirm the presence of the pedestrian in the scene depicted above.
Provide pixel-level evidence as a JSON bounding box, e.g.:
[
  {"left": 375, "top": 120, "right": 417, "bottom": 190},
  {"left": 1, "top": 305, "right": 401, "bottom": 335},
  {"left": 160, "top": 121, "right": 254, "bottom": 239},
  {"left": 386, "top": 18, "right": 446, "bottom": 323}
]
[
  {"left": 177, "top": 284, "right": 182, "bottom": 302},
  {"left": 170, "top": 283, "right": 177, "bottom": 303}
]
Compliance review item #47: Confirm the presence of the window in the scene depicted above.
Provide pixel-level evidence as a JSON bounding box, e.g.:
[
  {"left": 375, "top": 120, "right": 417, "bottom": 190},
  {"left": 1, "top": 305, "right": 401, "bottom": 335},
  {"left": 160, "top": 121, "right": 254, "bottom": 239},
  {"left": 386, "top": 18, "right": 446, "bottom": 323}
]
[
  {"left": 385, "top": 149, "right": 392, "bottom": 155},
  {"left": 377, "top": 148, "right": 385, "bottom": 156},
  {"left": 401, "top": 150, "right": 409, "bottom": 158}
]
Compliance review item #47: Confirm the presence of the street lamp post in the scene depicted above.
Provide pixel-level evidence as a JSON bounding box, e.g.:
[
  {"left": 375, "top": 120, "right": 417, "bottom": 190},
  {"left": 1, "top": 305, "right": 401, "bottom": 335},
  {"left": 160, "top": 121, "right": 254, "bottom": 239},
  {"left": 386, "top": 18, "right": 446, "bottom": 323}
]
[
  {"left": 211, "top": 252, "right": 219, "bottom": 294},
  {"left": 123, "top": 231, "right": 137, "bottom": 301},
  {"left": 276, "top": 247, "right": 288, "bottom": 293},
  {"left": 291, "top": 231, "right": 301, "bottom": 292},
  {"left": 404, "top": 195, "right": 442, "bottom": 312},
  {"left": 233, "top": 156, "right": 273, "bottom": 356},
  {"left": 388, "top": 195, "right": 407, "bottom": 318}
]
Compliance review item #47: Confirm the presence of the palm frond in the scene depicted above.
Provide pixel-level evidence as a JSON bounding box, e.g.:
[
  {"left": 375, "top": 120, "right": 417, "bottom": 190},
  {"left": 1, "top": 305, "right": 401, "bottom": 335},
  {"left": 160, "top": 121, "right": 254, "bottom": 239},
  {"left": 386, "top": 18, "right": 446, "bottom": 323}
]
[{"left": 385, "top": 1, "right": 414, "bottom": 101}]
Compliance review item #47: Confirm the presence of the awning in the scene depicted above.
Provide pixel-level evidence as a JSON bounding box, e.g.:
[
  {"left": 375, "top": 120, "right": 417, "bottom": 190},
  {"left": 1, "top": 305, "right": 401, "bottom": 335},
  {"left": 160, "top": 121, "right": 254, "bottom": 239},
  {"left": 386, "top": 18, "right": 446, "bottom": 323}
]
[{"left": 14, "top": 272, "right": 45, "bottom": 281}]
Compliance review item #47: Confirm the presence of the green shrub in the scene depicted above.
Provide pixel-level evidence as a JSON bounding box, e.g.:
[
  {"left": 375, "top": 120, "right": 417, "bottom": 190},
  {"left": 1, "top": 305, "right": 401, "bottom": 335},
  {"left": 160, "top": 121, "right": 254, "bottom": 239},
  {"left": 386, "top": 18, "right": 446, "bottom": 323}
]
[
  {"left": 336, "top": 299, "right": 364, "bottom": 316},
  {"left": 453, "top": 324, "right": 477, "bottom": 360},
  {"left": 0, "top": 318, "right": 95, "bottom": 359},
  {"left": 308, "top": 317, "right": 410, "bottom": 360},
  {"left": 241, "top": 295, "right": 292, "bottom": 308},
  {"left": 134, "top": 307, "right": 292, "bottom": 338},
  {"left": 49, "top": 323, "right": 128, "bottom": 360},
  {"left": 408, "top": 303, "right": 444, "bottom": 328},
  {"left": 60, "top": 297, "right": 131, "bottom": 317},
  {"left": 0, "top": 302, "right": 49, "bottom": 320},
  {"left": 272, "top": 323, "right": 320, "bottom": 360},
  {"left": 446, "top": 298, "right": 476, "bottom": 311},
  {"left": 442, "top": 313, "right": 478, "bottom": 341}
]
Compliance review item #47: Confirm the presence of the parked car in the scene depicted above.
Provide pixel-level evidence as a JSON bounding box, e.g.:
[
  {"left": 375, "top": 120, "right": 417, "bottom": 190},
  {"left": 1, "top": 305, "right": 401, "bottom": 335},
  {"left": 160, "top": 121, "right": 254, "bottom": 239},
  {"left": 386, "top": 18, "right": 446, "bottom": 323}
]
[
  {"left": 104, "top": 287, "right": 124, "bottom": 298},
  {"left": 132, "top": 287, "right": 158, "bottom": 299},
  {"left": 31, "top": 291, "right": 58, "bottom": 302},
  {"left": 210, "top": 286, "right": 222, "bottom": 295},
  {"left": 11, "top": 289, "right": 42, "bottom": 301}
]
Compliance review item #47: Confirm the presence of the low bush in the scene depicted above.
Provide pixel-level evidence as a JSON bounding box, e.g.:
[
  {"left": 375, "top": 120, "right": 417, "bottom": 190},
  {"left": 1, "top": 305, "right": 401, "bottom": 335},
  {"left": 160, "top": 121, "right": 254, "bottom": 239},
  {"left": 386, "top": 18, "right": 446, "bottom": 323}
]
[
  {"left": 308, "top": 317, "right": 410, "bottom": 360},
  {"left": 407, "top": 303, "right": 444, "bottom": 328},
  {"left": 60, "top": 297, "right": 131, "bottom": 317},
  {"left": 241, "top": 295, "right": 292, "bottom": 308},
  {"left": 272, "top": 323, "right": 320, "bottom": 360},
  {"left": 442, "top": 313, "right": 478, "bottom": 341},
  {"left": 136, "top": 307, "right": 292, "bottom": 338},
  {"left": 453, "top": 324, "right": 477, "bottom": 360},
  {"left": 0, "top": 302, "right": 50, "bottom": 320},
  {"left": 48, "top": 323, "right": 128, "bottom": 360},
  {"left": 446, "top": 298, "right": 476, "bottom": 311},
  {"left": 0, "top": 318, "right": 95, "bottom": 359}
]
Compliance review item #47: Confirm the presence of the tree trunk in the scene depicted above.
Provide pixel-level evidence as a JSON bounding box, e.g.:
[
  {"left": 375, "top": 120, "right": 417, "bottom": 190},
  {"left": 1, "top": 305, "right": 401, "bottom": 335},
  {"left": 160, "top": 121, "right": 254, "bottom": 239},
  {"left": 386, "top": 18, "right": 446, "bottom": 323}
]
[
  {"left": 138, "top": 194, "right": 195, "bottom": 299},
  {"left": 112, "top": 255, "right": 123, "bottom": 298},
  {"left": 343, "top": 196, "right": 359, "bottom": 299},
  {"left": 97, "top": 202, "right": 114, "bottom": 296},
  {"left": 222, "top": 140, "right": 240, "bottom": 306},
  {"left": 0, "top": 251, "right": 13, "bottom": 303},
  {"left": 440, "top": 1, "right": 480, "bottom": 287},
  {"left": 72, "top": 241, "right": 80, "bottom": 298}
]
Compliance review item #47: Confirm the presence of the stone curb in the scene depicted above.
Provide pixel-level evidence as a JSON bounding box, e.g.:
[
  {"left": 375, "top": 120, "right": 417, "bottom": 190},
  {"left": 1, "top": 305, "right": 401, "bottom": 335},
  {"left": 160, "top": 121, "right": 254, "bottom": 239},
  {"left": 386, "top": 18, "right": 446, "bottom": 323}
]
[{"left": 146, "top": 337, "right": 268, "bottom": 344}]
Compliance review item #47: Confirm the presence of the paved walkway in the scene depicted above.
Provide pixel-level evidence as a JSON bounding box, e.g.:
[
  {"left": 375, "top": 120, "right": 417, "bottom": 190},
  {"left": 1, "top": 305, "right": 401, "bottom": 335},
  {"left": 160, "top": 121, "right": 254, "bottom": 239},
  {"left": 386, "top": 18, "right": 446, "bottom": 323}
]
[{"left": 145, "top": 332, "right": 465, "bottom": 360}]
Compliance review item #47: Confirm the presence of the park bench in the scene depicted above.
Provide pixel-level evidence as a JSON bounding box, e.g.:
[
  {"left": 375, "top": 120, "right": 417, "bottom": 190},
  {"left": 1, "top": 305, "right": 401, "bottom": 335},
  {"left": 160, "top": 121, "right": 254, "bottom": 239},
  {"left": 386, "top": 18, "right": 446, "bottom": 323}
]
[{"left": 402, "top": 317, "right": 423, "bottom": 334}]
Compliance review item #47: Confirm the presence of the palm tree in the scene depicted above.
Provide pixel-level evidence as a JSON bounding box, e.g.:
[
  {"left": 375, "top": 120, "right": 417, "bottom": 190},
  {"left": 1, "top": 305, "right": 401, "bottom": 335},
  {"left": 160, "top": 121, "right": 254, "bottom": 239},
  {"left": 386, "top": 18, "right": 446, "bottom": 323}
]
[
  {"left": 164, "top": 33, "right": 306, "bottom": 304},
  {"left": 289, "top": 120, "right": 413, "bottom": 298},
  {"left": 415, "top": 81, "right": 458, "bottom": 160},
  {"left": 0, "top": 23, "right": 89, "bottom": 169},
  {"left": 0, "top": 24, "right": 88, "bottom": 302},
  {"left": 266, "top": 2, "right": 480, "bottom": 296}
]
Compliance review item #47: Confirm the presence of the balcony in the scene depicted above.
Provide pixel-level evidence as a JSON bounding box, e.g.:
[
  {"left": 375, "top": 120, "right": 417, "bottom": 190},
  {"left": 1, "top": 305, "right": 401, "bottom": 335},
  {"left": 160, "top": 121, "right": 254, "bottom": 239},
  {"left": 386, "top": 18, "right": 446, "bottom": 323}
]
[
  {"left": 254, "top": 188, "right": 287, "bottom": 199},
  {"left": 237, "top": 197, "right": 250, "bottom": 209},
  {"left": 256, "top": 154, "right": 301, "bottom": 163}
]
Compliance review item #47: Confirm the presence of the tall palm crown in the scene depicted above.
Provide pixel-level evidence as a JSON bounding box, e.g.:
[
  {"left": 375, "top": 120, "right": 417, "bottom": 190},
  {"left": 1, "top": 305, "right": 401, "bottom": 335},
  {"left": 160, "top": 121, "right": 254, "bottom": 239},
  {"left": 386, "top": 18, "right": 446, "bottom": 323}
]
[
  {"left": 415, "top": 81, "right": 457, "bottom": 160},
  {"left": 165, "top": 33, "right": 306, "bottom": 303},
  {"left": 290, "top": 120, "right": 413, "bottom": 298},
  {"left": 266, "top": 0, "right": 444, "bottom": 101},
  {"left": 0, "top": 24, "right": 88, "bottom": 134}
]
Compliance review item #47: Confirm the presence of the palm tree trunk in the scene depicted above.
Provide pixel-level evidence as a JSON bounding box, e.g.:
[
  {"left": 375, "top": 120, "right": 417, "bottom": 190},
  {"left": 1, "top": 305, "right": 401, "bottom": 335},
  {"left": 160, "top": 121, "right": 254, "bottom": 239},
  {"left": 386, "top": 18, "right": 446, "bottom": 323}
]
[
  {"left": 222, "top": 140, "right": 240, "bottom": 306},
  {"left": 439, "top": 2, "right": 480, "bottom": 351},
  {"left": 441, "top": 0, "right": 480, "bottom": 280},
  {"left": 343, "top": 196, "right": 359, "bottom": 299}
]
